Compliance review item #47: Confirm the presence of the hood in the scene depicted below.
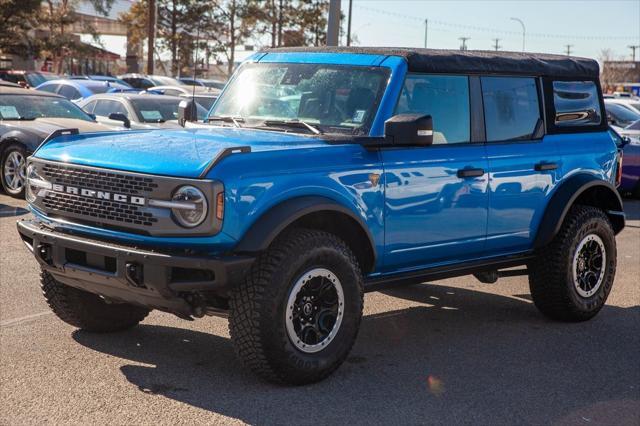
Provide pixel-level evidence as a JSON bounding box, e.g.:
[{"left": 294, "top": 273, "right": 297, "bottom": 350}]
[
  {"left": 4, "top": 118, "right": 118, "bottom": 137},
  {"left": 33, "top": 126, "right": 331, "bottom": 178}
]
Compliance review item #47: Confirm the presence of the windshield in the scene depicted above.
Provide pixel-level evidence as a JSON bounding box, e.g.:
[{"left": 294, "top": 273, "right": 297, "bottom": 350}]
[
  {"left": 209, "top": 63, "right": 389, "bottom": 135},
  {"left": 0, "top": 95, "right": 93, "bottom": 121},
  {"left": 131, "top": 97, "right": 207, "bottom": 122},
  {"left": 26, "top": 72, "right": 60, "bottom": 87}
]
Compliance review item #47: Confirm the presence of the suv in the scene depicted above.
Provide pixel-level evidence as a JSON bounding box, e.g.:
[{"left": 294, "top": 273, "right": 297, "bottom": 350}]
[{"left": 17, "top": 48, "right": 625, "bottom": 384}]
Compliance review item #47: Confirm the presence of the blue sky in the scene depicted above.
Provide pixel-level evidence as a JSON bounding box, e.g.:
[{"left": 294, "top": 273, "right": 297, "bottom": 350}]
[
  {"left": 90, "top": 0, "right": 640, "bottom": 63},
  {"left": 346, "top": 0, "right": 640, "bottom": 60}
]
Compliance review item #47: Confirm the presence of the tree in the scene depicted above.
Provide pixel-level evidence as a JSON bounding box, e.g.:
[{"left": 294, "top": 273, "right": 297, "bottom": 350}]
[
  {"left": 156, "top": 0, "right": 211, "bottom": 75},
  {"left": 39, "top": 0, "right": 115, "bottom": 73},
  {"left": 0, "top": 0, "right": 41, "bottom": 59}
]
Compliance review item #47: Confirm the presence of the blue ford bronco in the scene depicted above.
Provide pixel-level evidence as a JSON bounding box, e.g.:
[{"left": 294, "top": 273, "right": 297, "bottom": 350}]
[{"left": 17, "top": 47, "right": 625, "bottom": 384}]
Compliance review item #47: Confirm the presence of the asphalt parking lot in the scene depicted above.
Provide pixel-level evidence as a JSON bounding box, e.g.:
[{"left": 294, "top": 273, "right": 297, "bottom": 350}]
[{"left": 1, "top": 193, "right": 638, "bottom": 425}]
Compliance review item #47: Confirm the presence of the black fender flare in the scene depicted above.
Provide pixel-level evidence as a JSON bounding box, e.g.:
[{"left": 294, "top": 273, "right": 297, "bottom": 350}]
[
  {"left": 534, "top": 174, "right": 625, "bottom": 249},
  {"left": 234, "top": 195, "right": 377, "bottom": 264}
]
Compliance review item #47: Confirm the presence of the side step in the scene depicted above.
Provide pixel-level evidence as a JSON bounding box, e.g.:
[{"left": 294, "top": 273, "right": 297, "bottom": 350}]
[{"left": 474, "top": 268, "right": 529, "bottom": 284}]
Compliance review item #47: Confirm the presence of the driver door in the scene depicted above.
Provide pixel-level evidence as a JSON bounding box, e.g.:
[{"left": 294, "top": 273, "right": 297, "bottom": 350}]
[{"left": 382, "top": 74, "right": 489, "bottom": 271}]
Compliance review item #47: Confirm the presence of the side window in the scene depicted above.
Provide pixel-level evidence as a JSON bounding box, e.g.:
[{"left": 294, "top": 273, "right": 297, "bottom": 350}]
[
  {"left": 163, "top": 89, "right": 181, "bottom": 96},
  {"left": 58, "top": 85, "right": 81, "bottom": 100},
  {"left": 82, "top": 100, "right": 97, "bottom": 113},
  {"left": 552, "top": 81, "right": 601, "bottom": 127},
  {"left": 93, "top": 100, "right": 119, "bottom": 117},
  {"left": 395, "top": 74, "right": 470, "bottom": 144},
  {"left": 110, "top": 101, "right": 128, "bottom": 117},
  {"left": 481, "top": 77, "right": 541, "bottom": 142}
]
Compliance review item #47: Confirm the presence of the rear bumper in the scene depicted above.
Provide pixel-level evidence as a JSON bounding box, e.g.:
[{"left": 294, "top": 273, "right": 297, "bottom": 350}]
[{"left": 17, "top": 219, "right": 253, "bottom": 316}]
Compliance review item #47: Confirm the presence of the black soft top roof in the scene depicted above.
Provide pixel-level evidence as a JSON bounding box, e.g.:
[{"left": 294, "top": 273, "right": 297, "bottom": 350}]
[{"left": 262, "top": 47, "right": 599, "bottom": 79}]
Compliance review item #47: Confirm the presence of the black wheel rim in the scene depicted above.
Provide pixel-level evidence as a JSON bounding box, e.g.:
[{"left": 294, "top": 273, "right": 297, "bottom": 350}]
[
  {"left": 572, "top": 234, "right": 606, "bottom": 298},
  {"left": 285, "top": 268, "right": 344, "bottom": 353}
]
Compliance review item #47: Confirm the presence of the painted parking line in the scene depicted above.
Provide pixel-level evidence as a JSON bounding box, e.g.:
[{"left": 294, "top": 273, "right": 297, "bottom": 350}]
[{"left": 0, "top": 311, "right": 53, "bottom": 328}]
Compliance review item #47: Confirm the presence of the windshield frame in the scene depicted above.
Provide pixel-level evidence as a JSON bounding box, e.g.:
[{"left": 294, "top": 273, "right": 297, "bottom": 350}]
[{"left": 208, "top": 62, "right": 391, "bottom": 136}]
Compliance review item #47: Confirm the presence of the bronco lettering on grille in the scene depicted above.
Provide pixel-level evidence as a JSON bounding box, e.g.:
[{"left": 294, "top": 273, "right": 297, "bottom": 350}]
[{"left": 50, "top": 184, "right": 145, "bottom": 206}]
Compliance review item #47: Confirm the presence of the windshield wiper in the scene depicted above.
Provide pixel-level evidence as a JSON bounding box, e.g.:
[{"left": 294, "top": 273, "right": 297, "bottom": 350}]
[
  {"left": 262, "top": 119, "right": 323, "bottom": 135},
  {"left": 207, "top": 115, "right": 244, "bottom": 128}
]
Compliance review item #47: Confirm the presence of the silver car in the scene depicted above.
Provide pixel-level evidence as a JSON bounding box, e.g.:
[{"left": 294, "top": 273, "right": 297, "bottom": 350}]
[{"left": 77, "top": 93, "right": 207, "bottom": 129}]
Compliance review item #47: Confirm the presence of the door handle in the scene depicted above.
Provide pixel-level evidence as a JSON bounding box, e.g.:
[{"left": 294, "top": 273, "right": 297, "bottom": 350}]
[
  {"left": 534, "top": 162, "right": 559, "bottom": 171},
  {"left": 457, "top": 168, "right": 485, "bottom": 178}
]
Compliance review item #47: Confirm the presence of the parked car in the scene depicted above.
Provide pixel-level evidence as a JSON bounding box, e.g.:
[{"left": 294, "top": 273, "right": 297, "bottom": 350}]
[
  {"left": 18, "top": 48, "right": 624, "bottom": 385},
  {"left": 0, "top": 80, "right": 21, "bottom": 88},
  {"left": 605, "top": 97, "right": 640, "bottom": 115},
  {"left": 35, "top": 79, "right": 132, "bottom": 102},
  {"left": 69, "top": 75, "right": 133, "bottom": 88},
  {"left": 615, "top": 120, "right": 640, "bottom": 197},
  {"left": 143, "top": 85, "right": 221, "bottom": 110},
  {"left": 77, "top": 93, "right": 207, "bottom": 129},
  {"left": 0, "top": 70, "right": 60, "bottom": 88},
  {"left": 0, "top": 87, "right": 117, "bottom": 197},
  {"left": 118, "top": 73, "right": 184, "bottom": 90},
  {"left": 605, "top": 100, "right": 640, "bottom": 129},
  {"left": 178, "top": 77, "right": 226, "bottom": 90},
  {"left": 180, "top": 92, "right": 219, "bottom": 111}
]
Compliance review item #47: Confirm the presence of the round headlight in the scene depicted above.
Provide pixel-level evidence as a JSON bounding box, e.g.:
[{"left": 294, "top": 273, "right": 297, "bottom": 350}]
[{"left": 171, "top": 186, "right": 208, "bottom": 228}]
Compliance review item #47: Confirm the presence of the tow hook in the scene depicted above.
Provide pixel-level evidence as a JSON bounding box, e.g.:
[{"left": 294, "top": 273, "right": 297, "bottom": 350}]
[
  {"left": 125, "top": 262, "right": 145, "bottom": 288},
  {"left": 37, "top": 243, "right": 53, "bottom": 266}
]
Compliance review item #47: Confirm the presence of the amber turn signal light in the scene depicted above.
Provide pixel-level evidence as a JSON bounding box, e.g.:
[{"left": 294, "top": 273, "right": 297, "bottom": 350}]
[{"left": 216, "top": 192, "right": 224, "bottom": 221}]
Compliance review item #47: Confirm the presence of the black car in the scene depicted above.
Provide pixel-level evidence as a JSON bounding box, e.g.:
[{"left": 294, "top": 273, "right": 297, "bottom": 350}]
[{"left": 0, "top": 87, "right": 115, "bottom": 198}]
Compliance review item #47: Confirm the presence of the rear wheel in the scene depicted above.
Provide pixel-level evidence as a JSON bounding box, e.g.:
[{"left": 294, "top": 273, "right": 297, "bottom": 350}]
[
  {"left": 1, "top": 143, "right": 27, "bottom": 198},
  {"left": 229, "top": 229, "right": 364, "bottom": 385},
  {"left": 41, "top": 270, "right": 150, "bottom": 332},
  {"left": 528, "top": 205, "right": 617, "bottom": 321}
]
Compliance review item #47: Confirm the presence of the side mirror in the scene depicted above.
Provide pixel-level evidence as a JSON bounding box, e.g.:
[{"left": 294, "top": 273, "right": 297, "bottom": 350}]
[
  {"left": 384, "top": 114, "right": 433, "bottom": 146},
  {"left": 108, "top": 112, "right": 131, "bottom": 129},
  {"left": 178, "top": 99, "right": 198, "bottom": 127}
]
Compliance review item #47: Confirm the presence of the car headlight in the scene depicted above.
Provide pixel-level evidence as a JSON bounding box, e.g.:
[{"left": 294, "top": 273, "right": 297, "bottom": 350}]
[
  {"left": 171, "top": 185, "right": 208, "bottom": 228},
  {"left": 25, "top": 164, "right": 50, "bottom": 203}
]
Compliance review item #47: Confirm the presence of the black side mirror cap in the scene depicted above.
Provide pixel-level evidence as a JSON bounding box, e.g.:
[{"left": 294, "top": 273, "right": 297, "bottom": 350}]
[
  {"left": 384, "top": 114, "right": 433, "bottom": 147},
  {"left": 178, "top": 99, "right": 198, "bottom": 127},
  {"left": 108, "top": 112, "right": 131, "bottom": 129}
]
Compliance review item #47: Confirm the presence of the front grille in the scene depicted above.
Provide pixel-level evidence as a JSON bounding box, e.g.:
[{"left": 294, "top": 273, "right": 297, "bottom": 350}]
[
  {"left": 43, "top": 192, "right": 158, "bottom": 227},
  {"left": 30, "top": 159, "right": 222, "bottom": 237},
  {"left": 42, "top": 163, "right": 158, "bottom": 195}
]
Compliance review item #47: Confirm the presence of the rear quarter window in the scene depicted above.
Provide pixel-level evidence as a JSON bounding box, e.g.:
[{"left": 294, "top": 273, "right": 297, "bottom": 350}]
[{"left": 552, "top": 81, "right": 602, "bottom": 127}]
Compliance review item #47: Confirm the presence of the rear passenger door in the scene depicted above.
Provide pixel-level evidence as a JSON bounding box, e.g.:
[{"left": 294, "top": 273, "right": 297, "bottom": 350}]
[
  {"left": 482, "top": 76, "right": 561, "bottom": 254},
  {"left": 382, "top": 74, "right": 489, "bottom": 271}
]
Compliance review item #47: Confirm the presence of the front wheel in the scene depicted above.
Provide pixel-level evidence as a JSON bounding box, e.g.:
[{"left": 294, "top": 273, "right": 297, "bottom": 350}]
[
  {"left": 1, "top": 143, "right": 27, "bottom": 198},
  {"left": 529, "top": 205, "right": 617, "bottom": 321},
  {"left": 229, "top": 229, "right": 364, "bottom": 385}
]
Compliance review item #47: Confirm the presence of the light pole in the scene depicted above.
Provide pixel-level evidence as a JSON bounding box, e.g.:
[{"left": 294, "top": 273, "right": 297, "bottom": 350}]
[{"left": 510, "top": 17, "right": 525, "bottom": 52}]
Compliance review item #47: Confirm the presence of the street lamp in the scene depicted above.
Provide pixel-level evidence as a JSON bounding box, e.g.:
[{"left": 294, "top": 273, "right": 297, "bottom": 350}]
[{"left": 510, "top": 17, "right": 525, "bottom": 52}]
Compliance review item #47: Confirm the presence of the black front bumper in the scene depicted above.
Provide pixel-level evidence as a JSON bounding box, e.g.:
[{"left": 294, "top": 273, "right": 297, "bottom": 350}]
[{"left": 17, "top": 219, "right": 253, "bottom": 316}]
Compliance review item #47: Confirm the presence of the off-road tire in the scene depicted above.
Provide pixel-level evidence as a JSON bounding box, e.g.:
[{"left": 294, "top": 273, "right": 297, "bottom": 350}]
[
  {"left": 529, "top": 205, "right": 617, "bottom": 322},
  {"left": 41, "top": 270, "right": 150, "bottom": 332},
  {"left": 1, "top": 143, "right": 27, "bottom": 198},
  {"left": 229, "top": 228, "right": 364, "bottom": 385}
]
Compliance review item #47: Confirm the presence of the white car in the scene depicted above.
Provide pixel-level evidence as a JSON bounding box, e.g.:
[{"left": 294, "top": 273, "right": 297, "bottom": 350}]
[
  {"left": 605, "top": 97, "right": 640, "bottom": 115},
  {"left": 78, "top": 93, "right": 207, "bottom": 129}
]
